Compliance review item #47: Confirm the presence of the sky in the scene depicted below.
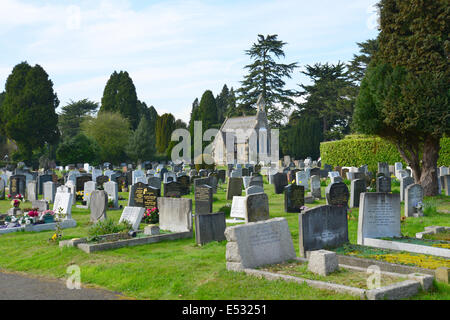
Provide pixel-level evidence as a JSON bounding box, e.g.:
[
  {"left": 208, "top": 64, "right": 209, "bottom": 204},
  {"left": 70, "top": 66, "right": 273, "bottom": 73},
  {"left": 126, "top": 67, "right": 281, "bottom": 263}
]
[{"left": 0, "top": 0, "right": 380, "bottom": 123}]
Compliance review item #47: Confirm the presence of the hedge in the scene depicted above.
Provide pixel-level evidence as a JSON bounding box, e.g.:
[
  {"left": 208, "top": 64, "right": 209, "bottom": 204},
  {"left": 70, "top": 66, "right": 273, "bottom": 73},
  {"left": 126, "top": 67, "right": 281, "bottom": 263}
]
[{"left": 320, "top": 136, "right": 450, "bottom": 173}]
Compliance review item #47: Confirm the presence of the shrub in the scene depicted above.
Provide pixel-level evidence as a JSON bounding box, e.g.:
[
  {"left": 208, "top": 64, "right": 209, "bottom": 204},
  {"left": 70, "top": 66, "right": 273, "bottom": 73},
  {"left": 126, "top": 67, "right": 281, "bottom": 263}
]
[
  {"left": 320, "top": 136, "right": 450, "bottom": 172},
  {"left": 88, "top": 219, "right": 132, "bottom": 241}
]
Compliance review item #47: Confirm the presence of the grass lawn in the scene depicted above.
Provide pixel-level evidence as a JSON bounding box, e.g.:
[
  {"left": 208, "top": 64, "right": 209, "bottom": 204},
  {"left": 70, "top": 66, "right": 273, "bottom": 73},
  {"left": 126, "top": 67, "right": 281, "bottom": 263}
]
[{"left": 0, "top": 175, "right": 448, "bottom": 300}]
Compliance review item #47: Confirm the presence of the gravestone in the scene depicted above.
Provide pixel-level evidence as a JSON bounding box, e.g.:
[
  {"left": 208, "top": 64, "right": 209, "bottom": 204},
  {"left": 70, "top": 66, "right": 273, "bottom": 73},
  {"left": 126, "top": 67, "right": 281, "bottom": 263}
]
[
  {"left": 346, "top": 172, "right": 365, "bottom": 181},
  {"left": 157, "top": 198, "right": 193, "bottom": 233},
  {"left": 53, "top": 191, "right": 73, "bottom": 219},
  {"left": 0, "top": 179, "right": 5, "bottom": 200},
  {"left": 163, "top": 172, "right": 177, "bottom": 184},
  {"left": 76, "top": 175, "right": 91, "bottom": 192},
  {"left": 284, "top": 184, "right": 304, "bottom": 213},
  {"left": 249, "top": 175, "right": 263, "bottom": 189},
  {"left": 273, "top": 173, "right": 288, "bottom": 194},
  {"left": 164, "top": 181, "right": 182, "bottom": 198},
  {"left": 376, "top": 175, "right": 391, "bottom": 193},
  {"left": 357, "top": 193, "right": 401, "bottom": 245},
  {"left": 217, "top": 170, "right": 226, "bottom": 183},
  {"left": 295, "top": 171, "right": 308, "bottom": 190},
  {"left": 400, "top": 176, "right": 415, "bottom": 201},
  {"left": 242, "top": 176, "right": 251, "bottom": 189},
  {"left": 119, "top": 207, "right": 145, "bottom": 231},
  {"left": 310, "top": 175, "right": 321, "bottom": 199},
  {"left": 89, "top": 190, "right": 108, "bottom": 223},
  {"left": 444, "top": 175, "right": 450, "bottom": 196},
  {"left": 299, "top": 205, "right": 348, "bottom": 257},
  {"left": 350, "top": 178, "right": 366, "bottom": 208},
  {"left": 147, "top": 176, "right": 161, "bottom": 190},
  {"left": 128, "top": 182, "right": 148, "bottom": 207},
  {"left": 225, "top": 218, "right": 296, "bottom": 271},
  {"left": 43, "top": 181, "right": 56, "bottom": 203},
  {"left": 104, "top": 181, "right": 119, "bottom": 209},
  {"left": 394, "top": 162, "right": 403, "bottom": 178},
  {"left": 245, "top": 193, "right": 269, "bottom": 223},
  {"left": 31, "top": 200, "right": 49, "bottom": 212},
  {"left": 96, "top": 175, "right": 109, "bottom": 187},
  {"left": 38, "top": 174, "right": 53, "bottom": 195},
  {"left": 195, "top": 185, "right": 213, "bottom": 215},
  {"left": 26, "top": 181, "right": 38, "bottom": 201},
  {"left": 84, "top": 181, "right": 96, "bottom": 207},
  {"left": 241, "top": 168, "right": 249, "bottom": 177},
  {"left": 195, "top": 212, "right": 226, "bottom": 246},
  {"left": 142, "top": 186, "right": 160, "bottom": 210},
  {"left": 230, "top": 196, "right": 247, "bottom": 220},
  {"left": 378, "top": 162, "right": 390, "bottom": 177},
  {"left": 405, "top": 184, "right": 424, "bottom": 217},
  {"left": 245, "top": 185, "right": 264, "bottom": 196},
  {"left": 178, "top": 175, "right": 190, "bottom": 196},
  {"left": 9, "top": 175, "right": 26, "bottom": 197},
  {"left": 226, "top": 177, "right": 243, "bottom": 200},
  {"left": 310, "top": 168, "right": 320, "bottom": 178},
  {"left": 325, "top": 182, "right": 349, "bottom": 207}
]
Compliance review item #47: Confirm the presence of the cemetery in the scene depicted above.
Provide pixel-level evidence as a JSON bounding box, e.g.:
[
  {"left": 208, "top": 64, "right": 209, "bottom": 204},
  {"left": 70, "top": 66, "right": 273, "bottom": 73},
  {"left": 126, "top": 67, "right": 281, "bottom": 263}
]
[
  {"left": 0, "top": 159, "right": 448, "bottom": 300},
  {"left": 0, "top": 1, "right": 448, "bottom": 303}
]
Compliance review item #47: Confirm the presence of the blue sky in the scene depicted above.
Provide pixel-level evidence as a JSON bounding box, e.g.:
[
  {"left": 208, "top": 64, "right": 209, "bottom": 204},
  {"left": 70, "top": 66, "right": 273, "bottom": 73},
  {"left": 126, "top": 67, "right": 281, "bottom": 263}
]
[{"left": 0, "top": 0, "right": 380, "bottom": 122}]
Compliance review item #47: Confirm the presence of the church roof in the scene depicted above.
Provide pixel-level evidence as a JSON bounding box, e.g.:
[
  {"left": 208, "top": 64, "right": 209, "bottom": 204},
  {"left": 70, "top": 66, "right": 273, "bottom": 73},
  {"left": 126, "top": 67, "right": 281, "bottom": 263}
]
[{"left": 220, "top": 115, "right": 258, "bottom": 131}]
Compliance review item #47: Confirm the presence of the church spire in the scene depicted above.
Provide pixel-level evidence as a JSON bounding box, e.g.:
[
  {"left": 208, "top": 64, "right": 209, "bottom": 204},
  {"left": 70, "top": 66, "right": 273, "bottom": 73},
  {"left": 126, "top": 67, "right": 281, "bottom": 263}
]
[{"left": 256, "top": 93, "right": 265, "bottom": 113}]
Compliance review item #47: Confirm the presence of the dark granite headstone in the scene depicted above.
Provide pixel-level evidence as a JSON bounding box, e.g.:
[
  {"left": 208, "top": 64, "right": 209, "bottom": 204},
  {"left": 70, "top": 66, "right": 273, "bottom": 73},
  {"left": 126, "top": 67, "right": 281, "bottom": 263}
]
[
  {"left": 128, "top": 182, "right": 148, "bottom": 207},
  {"left": 325, "top": 182, "right": 349, "bottom": 207},
  {"left": 164, "top": 181, "right": 182, "bottom": 198},
  {"left": 96, "top": 175, "right": 109, "bottom": 187},
  {"left": 9, "top": 175, "right": 26, "bottom": 197},
  {"left": 226, "top": 177, "right": 243, "bottom": 200},
  {"left": 38, "top": 174, "right": 52, "bottom": 195},
  {"left": 284, "top": 184, "right": 305, "bottom": 213},
  {"left": 76, "top": 175, "right": 91, "bottom": 192},
  {"left": 273, "top": 172, "right": 288, "bottom": 194},
  {"left": 350, "top": 178, "right": 366, "bottom": 208},
  {"left": 195, "top": 184, "right": 213, "bottom": 215},
  {"left": 178, "top": 175, "right": 191, "bottom": 196},
  {"left": 376, "top": 175, "right": 391, "bottom": 193},
  {"left": 142, "top": 186, "right": 160, "bottom": 210},
  {"left": 195, "top": 212, "right": 226, "bottom": 246},
  {"left": 299, "top": 205, "right": 349, "bottom": 257}
]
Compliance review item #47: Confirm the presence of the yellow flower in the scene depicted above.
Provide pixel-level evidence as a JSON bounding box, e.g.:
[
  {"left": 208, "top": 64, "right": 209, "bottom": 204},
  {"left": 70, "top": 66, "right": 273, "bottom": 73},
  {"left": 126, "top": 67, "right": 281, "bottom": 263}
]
[{"left": 51, "top": 233, "right": 57, "bottom": 241}]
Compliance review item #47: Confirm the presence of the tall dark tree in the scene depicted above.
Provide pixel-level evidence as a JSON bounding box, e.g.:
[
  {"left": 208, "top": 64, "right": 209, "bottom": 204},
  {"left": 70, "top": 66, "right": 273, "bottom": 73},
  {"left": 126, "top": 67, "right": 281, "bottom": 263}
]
[
  {"left": 100, "top": 71, "right": 139, "bottom": 129},
  {"left": 198, "top": 90, "right": 218, "bottom": 130},
  {"left": 353, "top": 0, "right": 449, "bottom": 196},
  {"left": 237, "top": 34, "right": 298, "bottom": 126},
  {"left": 347, "top": 39, "right": 379, "bottom": 83},
  {"left": 1, "top": 62, "right": 60, "bottom": 162},
  {"left": 56, "top": 133, "right": 100, "bottom": 166},
  {"left": 58, "top": 99, "right": 98, "bottom": 140},
  {"left": 296, "top": 62, "right": 354, "bottom": 140},
  {"left": 156, "top": 113, "right": 175, "bottom": 154},
  {"left": 216, "top": 84, "right": 230, "bottom": 123},
  {"left": 126, "top": 117, "right": 155, "bottom": 163},
  {"left": 282, "top": 116, "right": 323, "bottom": 159}
]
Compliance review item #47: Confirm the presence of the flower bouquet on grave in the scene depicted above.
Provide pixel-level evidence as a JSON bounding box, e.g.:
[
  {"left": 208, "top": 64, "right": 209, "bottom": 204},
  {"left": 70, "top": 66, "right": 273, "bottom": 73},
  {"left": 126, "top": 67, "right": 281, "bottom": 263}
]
[
  {"left": 143, "top": 207, "right": 159, "bottom": 224},
  {"left": 27, "top": 210, "right": 40, "bottom": 224},
  {"left": 76, "top": 191, "right": 84, "bottom": 201},
  {"left": 107, "top": 197, "right": 114, "bottom": 208},
  {"left": 3, "top": 215, "right": 19, "bottom": 228},
  {"left": 18, "top": 212, "right": 34, "bottom": 226},
  {"left": 10, "top": 199, "right": 21, "bottom": 208},
  {"left": 41, "top": 210, "right": 55, "bottom": 224}
]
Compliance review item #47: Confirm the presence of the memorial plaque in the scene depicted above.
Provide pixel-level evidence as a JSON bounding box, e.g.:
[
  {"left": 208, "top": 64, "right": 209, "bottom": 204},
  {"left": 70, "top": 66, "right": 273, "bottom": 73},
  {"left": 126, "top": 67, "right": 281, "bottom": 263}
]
[
  {"left": 284, "top": 184, "right": 304, "bottom": 213},
  {"left": 128, "top": 182, "right": 147, "bottom": 207},
  {"left": 230, "top": 196, "right": 246, "bottom": 219},
  {"left": 325, "top": 182, "right": 349, "bottom": 207},
  {"left": 195, "top": 184, "right": 213, "bottom": 215},
  {"left": 357, "top": 193, "right": 401, "bottom": 245}
]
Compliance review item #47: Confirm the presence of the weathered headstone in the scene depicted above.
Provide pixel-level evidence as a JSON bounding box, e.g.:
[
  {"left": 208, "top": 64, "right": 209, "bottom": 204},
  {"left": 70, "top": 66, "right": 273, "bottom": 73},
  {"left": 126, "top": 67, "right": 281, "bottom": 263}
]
[
  {"left": 157, "top": 197, "right": 193, "bottom": 233},
  {"left": 38, "top": 174, "right": 53, "bottom": 195},
  {"left": 43, "top": 181, "right": 56, "bottom": 203},
  {"left": 26, "top": 180, "right": 38, "bottom": 201},
  {"left": 325, "top": 182, "right": 349, "bottom": 207},
  {"left": 164, "top": 181, "right": 182, "bottom": 198},
  {"left": 147, "top": 176, "right": 161, "bottom": 190},
  {"left": 89, "top": 190, "right": 108, "bottom": 223},
  {"left": 104, "top": 181, "right": 119, "bottom": 209},
  {"left": 357, "top": 193, "right": 401, "bottom": 245},
  {"left": 0, "top": 179, "right": 5, "bottom": 200},
  {"left": 9, "top": 175, "right": 26, "bottom": 197},
  {"left": 376, "top": 175, "right": 391, "bottom": 193},
  {"left": 295, "top": 171, "right": 309, "bottom": 190},
  {"left": 400, "top": 176, "right": 414, "bottom": 201},
  {"left": 310, "top": 175, "right": 321, "bottom": 198},
  {"left": 195, "top": 185, "right": 213, "bottom": 215},
  {"left": 299, "top": 205, "right": 348, "bottom": 257},
  {"left": 405, "top": 184, "right": 424, "bottom": 217},
  {"left": 273, "top": 173, "right": 288, "bottom": 194},
  {"left": 378, "top": 162, "right": 390, "bottom": 177},
  {"left": 96, "top": 175, "right": 109, "bottom": 187},
  {"left": 178, "top": 175, "right": 190, "bottom": 196},
  {"left": 245, "top": 185, "right": 264, "bottom": 196},
  {"left": 83, "top": 181, "right": 96, "bottom": 207},
  {"left": 350, "top": 178, "right": 366, "bottom": 208},
  {"left": 119, "top": 206, "right": 145, "bottom": 231},
  {"left": 226, "top": 177, "right": 243, "bottom": 200},
  {"left": 53, "top": 191, "right": 73, "bottom": 219},
  {"left": 225, "top": 218, "right": 296, "bottom": 271},
  {"left": 284, "top": 184, "right": 304, "bottom": 213},
  {"left": 245, "top": 193, "right": 269, "bottom": 223}
]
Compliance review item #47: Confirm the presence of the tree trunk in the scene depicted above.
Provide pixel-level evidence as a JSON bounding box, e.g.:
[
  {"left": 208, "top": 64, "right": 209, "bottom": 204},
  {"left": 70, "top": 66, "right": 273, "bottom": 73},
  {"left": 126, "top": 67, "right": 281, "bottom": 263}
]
[
  {"left": 420, "top": 136, "right": 440, "bottom": 196},
  {"left": 395, "top": 140, "right": 420, "bottom": 182}
]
